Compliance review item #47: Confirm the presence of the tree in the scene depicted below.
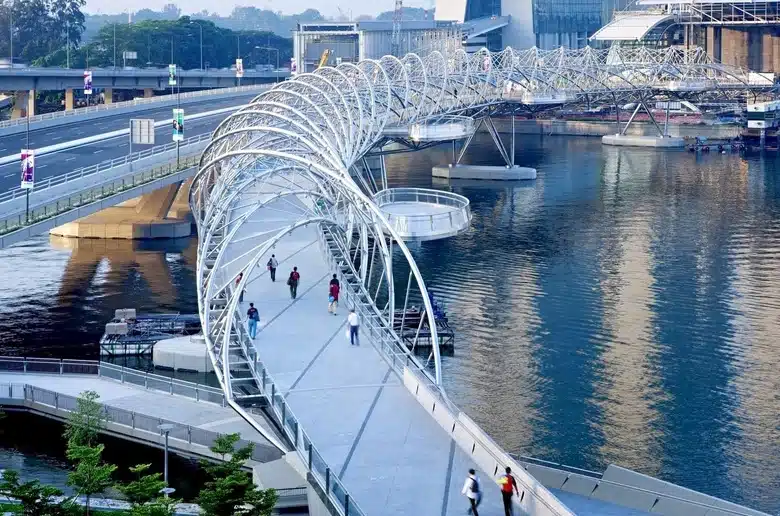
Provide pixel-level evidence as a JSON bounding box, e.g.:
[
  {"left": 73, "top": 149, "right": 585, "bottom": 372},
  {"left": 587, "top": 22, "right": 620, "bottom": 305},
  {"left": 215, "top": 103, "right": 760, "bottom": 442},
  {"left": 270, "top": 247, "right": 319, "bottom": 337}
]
[
  {"left": 197, "top": 434, "right": 277, "bottom": 516},
  {"left": 64, "top": 391, "right": 114, "bottom": 516},
  {"left": 0, "top": 470, "right": 68, "bottom": 516},
  {"left": 64, "top": 390, "right": 105, "bottom": 447},
  {"left": 66, "top": 444, "right": 116, "bottom": 516},
  {"left": 118, "top": 464, "right": 177, "bottom": 516}
]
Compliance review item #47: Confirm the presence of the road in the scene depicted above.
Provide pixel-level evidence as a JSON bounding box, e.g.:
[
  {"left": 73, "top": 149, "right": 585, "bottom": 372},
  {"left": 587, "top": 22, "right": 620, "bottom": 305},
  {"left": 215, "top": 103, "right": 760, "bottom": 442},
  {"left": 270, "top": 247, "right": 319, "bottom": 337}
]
[{"left": 0, "top": 92, "right": 259, "bottom": 192}]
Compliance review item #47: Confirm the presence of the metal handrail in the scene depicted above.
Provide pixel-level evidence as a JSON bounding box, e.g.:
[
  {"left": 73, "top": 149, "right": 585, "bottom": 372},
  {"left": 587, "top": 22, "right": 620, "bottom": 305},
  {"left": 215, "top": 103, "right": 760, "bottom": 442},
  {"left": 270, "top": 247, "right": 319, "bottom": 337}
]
[
  {"left": 0, "top": 132, "right": 211, "bottom": 204},
  {"left": 236, "top": 325, "right": 368, "bottom": 516},
  {"left": 372, "top": 188, "right": 472, "bottom": 230},
  {"left": 0, "top": 84, "right": 269, "bottom": 129},
  {"left": 0, "top": 357, "right": 225, "bottom": 405},
  {"left": 0, "top": 383, "right": 274, "bottom": 464}
]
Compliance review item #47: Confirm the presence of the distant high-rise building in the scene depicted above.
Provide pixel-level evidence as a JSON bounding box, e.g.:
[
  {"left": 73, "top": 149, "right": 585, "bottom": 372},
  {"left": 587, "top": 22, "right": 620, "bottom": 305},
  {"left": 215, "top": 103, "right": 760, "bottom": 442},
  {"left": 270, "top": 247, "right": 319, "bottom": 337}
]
[{"left": 436, "top": 0, "right": 619, "bottom": 50}]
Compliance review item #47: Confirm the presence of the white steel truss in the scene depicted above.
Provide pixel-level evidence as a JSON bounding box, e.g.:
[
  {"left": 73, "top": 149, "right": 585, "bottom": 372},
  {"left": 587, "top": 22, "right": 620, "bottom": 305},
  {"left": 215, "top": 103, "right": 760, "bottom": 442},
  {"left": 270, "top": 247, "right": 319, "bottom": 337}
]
[{"left": 190, "top": 45, "right": 767, "bottom": 447}]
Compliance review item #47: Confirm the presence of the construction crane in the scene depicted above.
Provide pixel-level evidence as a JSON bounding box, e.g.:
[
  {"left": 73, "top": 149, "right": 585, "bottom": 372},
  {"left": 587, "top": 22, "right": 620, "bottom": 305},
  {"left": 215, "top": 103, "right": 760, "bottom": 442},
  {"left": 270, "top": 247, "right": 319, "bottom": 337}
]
[
  {"left": 391, "top": 0, "right": 402, "bottom": 57},
  {"left": 317, "top": 49, "right": 331, "bottom": 69}
]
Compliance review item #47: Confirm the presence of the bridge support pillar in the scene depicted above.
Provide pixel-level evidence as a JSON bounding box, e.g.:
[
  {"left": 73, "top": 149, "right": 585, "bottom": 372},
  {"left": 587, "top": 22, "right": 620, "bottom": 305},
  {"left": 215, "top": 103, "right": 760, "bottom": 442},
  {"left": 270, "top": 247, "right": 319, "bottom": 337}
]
[
  {"left": 11, "top": 89, "right": 35, "bottom": 119},
  {"left": 104, "top": 88, "right": 114, "bottom": 105},
  {"left": 65, "top": 88, "right": 74, "bottom": 111},
  {"left": 49, "top": 182, "right": 193, "bottom": 240},
  {"left": 143, "top": 88, "right": 155, "bottom": 98}
]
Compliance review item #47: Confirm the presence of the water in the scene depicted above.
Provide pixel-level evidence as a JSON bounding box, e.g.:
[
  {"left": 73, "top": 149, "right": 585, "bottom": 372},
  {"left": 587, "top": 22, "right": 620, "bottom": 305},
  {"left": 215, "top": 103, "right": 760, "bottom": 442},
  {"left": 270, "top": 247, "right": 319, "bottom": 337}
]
[{"left": 0, "top": 134, "right": 779, "bottom": 512}]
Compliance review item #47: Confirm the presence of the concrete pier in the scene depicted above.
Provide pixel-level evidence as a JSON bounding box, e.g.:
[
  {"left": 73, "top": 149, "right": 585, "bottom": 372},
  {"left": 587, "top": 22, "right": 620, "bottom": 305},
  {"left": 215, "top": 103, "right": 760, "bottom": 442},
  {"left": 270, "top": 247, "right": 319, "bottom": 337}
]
[
  {"left": 433, "top": 163, "right": 537, "bottom": 180},
  {"left": 602, "top": 134, "right": 686, "bottom": 148},
  {"left": 49, "top": 182, "right": 193, "bottom": 240}
]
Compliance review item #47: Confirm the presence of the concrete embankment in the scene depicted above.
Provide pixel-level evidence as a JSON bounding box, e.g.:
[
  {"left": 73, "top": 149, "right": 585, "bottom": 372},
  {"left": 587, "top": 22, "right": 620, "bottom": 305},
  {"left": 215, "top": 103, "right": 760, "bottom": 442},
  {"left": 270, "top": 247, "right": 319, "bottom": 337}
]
[{"left": 489, "top": 118, "right": 742, "bottom": 139}]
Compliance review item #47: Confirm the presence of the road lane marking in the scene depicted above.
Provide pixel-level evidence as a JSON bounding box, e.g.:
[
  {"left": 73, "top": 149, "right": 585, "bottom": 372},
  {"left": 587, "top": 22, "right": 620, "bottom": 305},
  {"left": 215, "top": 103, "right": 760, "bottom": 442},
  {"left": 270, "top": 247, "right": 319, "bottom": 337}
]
[
  {"left": 93, "top": 149, "right": 103, "bottom": 154},
  {"left": 65, "top": 156, "right": 76, "bottom": 161},
  {"left": 3, "top": 173, "right": 14, "bottom": 178}
]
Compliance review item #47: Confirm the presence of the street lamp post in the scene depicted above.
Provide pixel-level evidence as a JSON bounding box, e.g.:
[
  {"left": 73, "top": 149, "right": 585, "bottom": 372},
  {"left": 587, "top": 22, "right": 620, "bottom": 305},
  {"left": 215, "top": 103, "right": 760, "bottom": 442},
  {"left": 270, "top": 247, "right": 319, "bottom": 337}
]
[
  {"left": 256, "top": 46, "right": 279, "bottom": 83},
  {"left": 113, "top": 23, "right": 116, "bottom": 70},
  {"left": 189, "top": 21, "right": 203, "bottom": 71},
  {"left": 158, "top": 423, "right": 175, "bottom": 493}
]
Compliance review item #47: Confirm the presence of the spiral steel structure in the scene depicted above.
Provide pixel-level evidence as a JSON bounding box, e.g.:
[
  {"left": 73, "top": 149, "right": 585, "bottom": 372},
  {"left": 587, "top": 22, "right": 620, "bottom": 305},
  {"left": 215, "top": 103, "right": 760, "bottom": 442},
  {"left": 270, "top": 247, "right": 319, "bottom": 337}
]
[{"left": 190, "top": 45, "right": 763, "bottom": 451}]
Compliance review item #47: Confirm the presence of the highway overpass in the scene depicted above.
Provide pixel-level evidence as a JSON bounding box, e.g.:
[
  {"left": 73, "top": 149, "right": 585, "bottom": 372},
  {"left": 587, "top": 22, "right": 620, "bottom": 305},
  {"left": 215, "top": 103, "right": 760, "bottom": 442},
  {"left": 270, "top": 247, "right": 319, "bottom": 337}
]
[{"left": 0, "top": 67, "right": 289, "bottom": 91}]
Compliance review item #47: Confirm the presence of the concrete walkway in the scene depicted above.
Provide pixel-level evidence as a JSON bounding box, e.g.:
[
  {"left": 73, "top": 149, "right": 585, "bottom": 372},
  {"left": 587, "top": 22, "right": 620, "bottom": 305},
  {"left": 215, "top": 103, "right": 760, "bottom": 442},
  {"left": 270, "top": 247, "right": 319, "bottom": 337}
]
[
  {"left": 241, "top": 225, "right": 509, "bottom": 516},
  {"left": 0, "top": 373, "right": 281, "bottom": 459}
]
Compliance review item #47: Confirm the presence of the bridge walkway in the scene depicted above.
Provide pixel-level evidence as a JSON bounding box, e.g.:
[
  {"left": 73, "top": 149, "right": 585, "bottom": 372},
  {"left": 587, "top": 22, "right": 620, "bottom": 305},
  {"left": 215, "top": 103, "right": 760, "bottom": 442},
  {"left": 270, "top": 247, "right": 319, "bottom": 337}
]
[{"left": 239, "top": 224, "right": 507, "bottom": 515}]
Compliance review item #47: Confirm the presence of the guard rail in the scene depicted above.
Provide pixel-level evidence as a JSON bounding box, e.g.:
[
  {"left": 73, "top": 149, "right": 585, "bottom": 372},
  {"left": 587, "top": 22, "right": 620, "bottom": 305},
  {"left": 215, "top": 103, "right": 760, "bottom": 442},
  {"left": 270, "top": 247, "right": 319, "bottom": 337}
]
[
  {"left": 224, "top": 281, "right": 368, "bottom": 515},
  {"left": 0, "top": 382, "right": 277, "bottom": 464},
  {"left": 0, "top": 357, "right": 226, "bottom": 405},
  {"left": 0, "top": 155, "right": 199, "bottom": 237},
  {"left": 0, "top": 84, "right": 268, "bottom": 129},
  {"left": 0, "top": 132, "right": 211, "bottom": 204}
]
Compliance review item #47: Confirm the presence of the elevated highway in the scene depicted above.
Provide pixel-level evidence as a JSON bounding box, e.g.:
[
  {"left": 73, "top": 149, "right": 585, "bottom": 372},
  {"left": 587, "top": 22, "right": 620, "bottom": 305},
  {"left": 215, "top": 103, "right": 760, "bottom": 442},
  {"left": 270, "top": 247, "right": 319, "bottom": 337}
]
[{"left": 0, "top": 67, "right": 289, "bottom": 91}]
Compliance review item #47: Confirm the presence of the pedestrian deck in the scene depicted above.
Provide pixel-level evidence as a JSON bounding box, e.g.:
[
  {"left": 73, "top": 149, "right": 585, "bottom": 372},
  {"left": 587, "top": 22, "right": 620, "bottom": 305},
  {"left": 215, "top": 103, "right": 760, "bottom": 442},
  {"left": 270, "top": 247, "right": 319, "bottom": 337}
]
[
  {"left": 0, "top": 365, "right": 283, "bottom": 464},
  {"left": 238, "top": 225, "right": 637, "bottom": 516}
]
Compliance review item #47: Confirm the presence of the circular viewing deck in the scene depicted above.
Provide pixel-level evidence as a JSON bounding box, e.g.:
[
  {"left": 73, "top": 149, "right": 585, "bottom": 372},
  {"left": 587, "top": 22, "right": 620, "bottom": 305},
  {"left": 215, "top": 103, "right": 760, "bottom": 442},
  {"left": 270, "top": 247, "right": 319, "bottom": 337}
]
[
  {"left": 373, "top": 187, "right": 472, "bottom": 241},
  {"left": 409, "top": 116, "right": 474, "bottom": 142}
]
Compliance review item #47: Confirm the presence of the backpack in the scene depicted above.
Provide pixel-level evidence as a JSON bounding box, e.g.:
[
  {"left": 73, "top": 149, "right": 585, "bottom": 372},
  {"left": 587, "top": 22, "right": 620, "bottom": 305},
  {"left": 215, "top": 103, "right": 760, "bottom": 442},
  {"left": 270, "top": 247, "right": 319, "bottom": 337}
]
[
  {"left": 500, "top": 474, "right": 514, "bottom": 494},
  {"left": 470, "top": 476, "right": 480, "bottom": 494}
]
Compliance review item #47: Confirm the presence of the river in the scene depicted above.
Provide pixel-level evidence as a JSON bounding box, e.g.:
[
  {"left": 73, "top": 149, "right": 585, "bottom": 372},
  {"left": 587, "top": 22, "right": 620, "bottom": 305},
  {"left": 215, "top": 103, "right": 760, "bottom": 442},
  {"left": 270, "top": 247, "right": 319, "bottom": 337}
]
[{"left": 0, "top": 134, "right": 778, "bottom": 513}]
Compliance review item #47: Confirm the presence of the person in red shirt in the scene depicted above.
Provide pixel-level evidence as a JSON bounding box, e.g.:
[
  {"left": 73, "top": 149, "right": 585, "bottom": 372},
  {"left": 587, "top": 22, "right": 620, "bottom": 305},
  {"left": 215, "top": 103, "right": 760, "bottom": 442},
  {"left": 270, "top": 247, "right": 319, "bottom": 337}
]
[
  {"left": 287, "top": 266, "right": 300, "bottom": 299},
  {"left": 498, "top": 466, "right": 520, "bottom": 516},
  {"left": 328, "top": 274, "right": 340, "bottom": 315}
]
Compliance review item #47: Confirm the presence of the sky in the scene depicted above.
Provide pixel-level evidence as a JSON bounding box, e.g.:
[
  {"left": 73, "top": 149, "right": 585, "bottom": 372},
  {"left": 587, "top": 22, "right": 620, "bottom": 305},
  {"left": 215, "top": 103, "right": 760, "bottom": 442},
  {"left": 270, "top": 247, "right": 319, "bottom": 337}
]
[{"left": 83, "top": 0, "right": 433, "bottom": 18}]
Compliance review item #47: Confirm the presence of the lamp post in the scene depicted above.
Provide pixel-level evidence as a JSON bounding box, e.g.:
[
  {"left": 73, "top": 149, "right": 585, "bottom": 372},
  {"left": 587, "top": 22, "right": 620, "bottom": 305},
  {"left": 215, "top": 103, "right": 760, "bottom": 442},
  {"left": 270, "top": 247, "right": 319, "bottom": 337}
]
[
  {"left": 113, "top": 23, "right": 117, "bottom": 70},
  {"left": 190, "top": 21, "right": 203, "bottom": 70},
  {"left": 157, "top": 423, "right": 175, "bottom": 493},
  {"left": 256, "top": 46, "right": 279, "bottom": 83}
]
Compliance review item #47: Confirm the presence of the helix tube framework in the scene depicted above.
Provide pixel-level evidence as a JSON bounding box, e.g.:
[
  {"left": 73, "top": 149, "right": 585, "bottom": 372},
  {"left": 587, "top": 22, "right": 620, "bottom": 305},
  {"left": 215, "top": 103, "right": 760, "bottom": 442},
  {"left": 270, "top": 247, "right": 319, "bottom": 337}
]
[{"left": 190, "top": 46, "right": 764, "bottom": 448}]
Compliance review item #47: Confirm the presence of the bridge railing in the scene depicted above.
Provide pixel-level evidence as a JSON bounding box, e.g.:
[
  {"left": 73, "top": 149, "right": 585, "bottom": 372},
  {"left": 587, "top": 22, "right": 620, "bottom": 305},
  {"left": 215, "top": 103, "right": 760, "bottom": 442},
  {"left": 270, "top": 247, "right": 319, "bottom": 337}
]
[
  {"left": 0, "top": 132, "right": 211, "bottom": 204},
  {"left": 0, "top": 84, "right": 268, "bottom": 129},
  {"left": 237, "top": 339, "right": 367, "bottom": 515},
  {"left": 0, "top": 357, "right": 226, "bottom": 406},
  {"left": 0, "top": 382, "right": 276, "bottom": 463},
  {"left": 316, "top": 227, "right": 578, "bottom": 516},
  {"left": 0, "top": 156, "right": 199, "bottom": 238}
]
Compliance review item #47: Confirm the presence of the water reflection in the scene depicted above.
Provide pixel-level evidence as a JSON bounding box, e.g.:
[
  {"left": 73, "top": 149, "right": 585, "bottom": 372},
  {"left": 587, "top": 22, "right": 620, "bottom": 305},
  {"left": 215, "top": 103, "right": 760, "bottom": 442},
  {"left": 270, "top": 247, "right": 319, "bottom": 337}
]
[
  {"left": 0, "top": 235, "right": 198, "bottom": 358},
  {"left": 0, "top": 134, "right": 778, "bottom": 512},
  {"left": 386, "top": 134, "right": 780, "bottom": 512}
]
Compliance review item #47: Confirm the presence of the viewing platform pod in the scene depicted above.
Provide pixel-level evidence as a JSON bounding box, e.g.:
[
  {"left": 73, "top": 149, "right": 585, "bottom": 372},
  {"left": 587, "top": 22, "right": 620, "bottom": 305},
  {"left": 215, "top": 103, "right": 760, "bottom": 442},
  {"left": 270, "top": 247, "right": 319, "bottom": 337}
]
[{"left": 373, "top": 187, "right": 471, "bottom": 241}]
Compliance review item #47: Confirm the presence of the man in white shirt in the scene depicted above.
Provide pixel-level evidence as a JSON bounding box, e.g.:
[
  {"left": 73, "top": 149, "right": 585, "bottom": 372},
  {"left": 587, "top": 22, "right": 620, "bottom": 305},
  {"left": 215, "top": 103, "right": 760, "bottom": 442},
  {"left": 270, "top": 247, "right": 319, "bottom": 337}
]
[
  {"left": 347, "top": 309, "right": 359, "bottom": 346},
  {"left": 461, "top": 468, "right": 481, "bottom": 515}
]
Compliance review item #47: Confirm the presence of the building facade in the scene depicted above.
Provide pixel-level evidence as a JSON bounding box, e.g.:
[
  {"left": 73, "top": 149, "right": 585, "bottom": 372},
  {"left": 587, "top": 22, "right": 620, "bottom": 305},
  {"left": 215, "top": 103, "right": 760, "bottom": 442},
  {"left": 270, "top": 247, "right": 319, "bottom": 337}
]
[{"left": 436, "top": 0, "right": 616, "bottom": 51}]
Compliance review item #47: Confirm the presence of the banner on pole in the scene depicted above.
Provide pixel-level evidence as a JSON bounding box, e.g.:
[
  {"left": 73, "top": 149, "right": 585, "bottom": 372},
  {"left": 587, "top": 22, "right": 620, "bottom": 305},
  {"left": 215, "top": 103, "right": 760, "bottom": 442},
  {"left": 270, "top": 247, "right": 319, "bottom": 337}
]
[
  {"left": 20, "top": 149, "right": 34, "bottom": 189},
  {"left": 172, "top": 109, "right": 184, "bottom": 141},
  {"left": 83, "top": 71, "right": 93, "bottom": 95},
  {"left": 168, "top": 64, "right": 177, "bottom": 86},
  {"left": 235, "top": 58, "right": 244, "bottom": 78},
  {"left": 131, "top": 119, "right": 155, "bottom": 145}
]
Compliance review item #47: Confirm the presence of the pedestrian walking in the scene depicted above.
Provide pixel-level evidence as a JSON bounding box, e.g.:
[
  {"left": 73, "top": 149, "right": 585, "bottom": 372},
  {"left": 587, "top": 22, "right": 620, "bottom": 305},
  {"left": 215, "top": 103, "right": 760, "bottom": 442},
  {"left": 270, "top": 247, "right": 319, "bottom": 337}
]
[
  {"left": 287, "top": 266, "right": 300, "bottom": 299},
  {"left": 235, "top": 272, "right": 244, "bottom": 302},
  {"left": 267, "top": 254, "right": 278, "bottom": 282},
  {"left": 328, "top": 276, "right": 340, "bottom": 315},
  {"left": 462, "top": 469, "right": 481, "bottom": 516},
  {"left": 246, "top": 303, "right": 259, "bottom": 339},
  {"left": 347, "top": 308, "right": 359, "bottom": 346},
  {"left": 498, "top": 467, "right": 520, "bottom": 516}
]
